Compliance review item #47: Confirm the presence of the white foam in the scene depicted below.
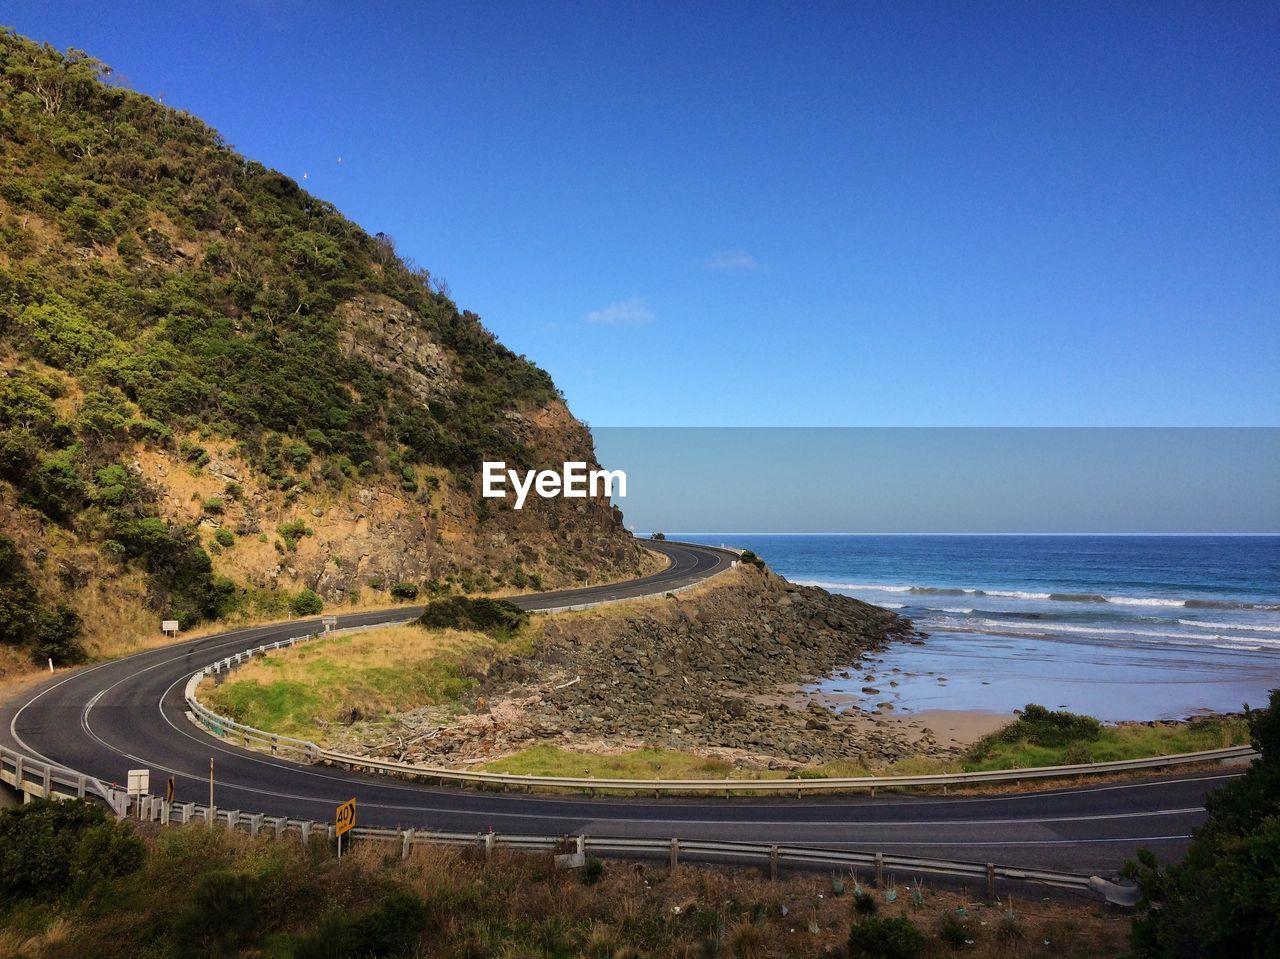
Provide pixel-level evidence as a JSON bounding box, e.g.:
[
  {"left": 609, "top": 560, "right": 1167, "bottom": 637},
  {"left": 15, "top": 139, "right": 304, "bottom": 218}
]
[
  {"left": 986, "top": 589, "right": 1052, "bottom": 600},
  {"left": 795, "top": 581, "right": 912, "bottom": 593},
  {"left": 1105, "top": 595, "right": 1185, "bottom": 607},
  {"left": 973, "top": 619, "right": 1204, "bottom": 642},
  {"left": 1179, "top": 619, "right": 1280, "bottom": 634}
]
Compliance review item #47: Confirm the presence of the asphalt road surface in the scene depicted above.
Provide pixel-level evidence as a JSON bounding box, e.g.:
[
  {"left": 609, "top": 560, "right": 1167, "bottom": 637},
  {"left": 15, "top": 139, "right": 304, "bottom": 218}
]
[{"left": 3, "top": 539, "right": 1229, "bottom": 877}]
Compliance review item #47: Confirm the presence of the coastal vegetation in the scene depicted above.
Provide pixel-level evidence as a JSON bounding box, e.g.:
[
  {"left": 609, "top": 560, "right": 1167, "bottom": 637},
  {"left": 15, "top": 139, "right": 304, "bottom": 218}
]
[
  {"left": 481, "top": 711, "right": 1250, "bottom": 782},
  {"left": 0, "top": 798, "right": 1130, "bottom": 959},
  {"left": 0, "top": 28, "right": 639, "bottom": 675},
  {"left": 1124, "top": 688, "right": 1279, "bottom": 958},
  {"left": 961, "top": 710, "right": 1248, "bottom": 772}
]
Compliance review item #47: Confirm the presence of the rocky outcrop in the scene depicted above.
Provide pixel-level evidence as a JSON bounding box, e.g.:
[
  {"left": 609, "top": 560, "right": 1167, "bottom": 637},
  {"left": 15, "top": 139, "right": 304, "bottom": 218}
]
[
  {"left": 333, "top": 565, "right": 945, "bottom": 769},
  {"left": 337, "top": 294, "right": 458, "bottom": 404}
]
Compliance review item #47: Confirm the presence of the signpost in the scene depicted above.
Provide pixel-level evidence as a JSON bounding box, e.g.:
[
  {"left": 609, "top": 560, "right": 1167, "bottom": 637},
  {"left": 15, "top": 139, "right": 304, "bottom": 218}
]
[
  {"left": 335, "top": 797, "right": 356, "bottom": 859},
  {"left": 127, "top": 769, "right": 149, "bottom": 818},
  {"left": 322, "top": 615, "right": 338, "bottom": 635},
  {"left": 161, "top": 620, "right": 180, "bottom": 638}
]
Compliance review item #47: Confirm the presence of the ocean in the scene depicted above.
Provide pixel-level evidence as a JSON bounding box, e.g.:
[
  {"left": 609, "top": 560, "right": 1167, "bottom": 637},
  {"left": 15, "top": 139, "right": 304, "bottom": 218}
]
[{"left": 677, "top": 535, "right": 1280, "bottom": 722}]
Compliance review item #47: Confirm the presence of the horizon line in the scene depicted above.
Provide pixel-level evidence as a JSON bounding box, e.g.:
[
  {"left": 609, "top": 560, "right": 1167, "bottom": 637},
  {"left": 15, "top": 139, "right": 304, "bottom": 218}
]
[{"left": 652, "top": 531, "right": 1280, "bottom": 538}]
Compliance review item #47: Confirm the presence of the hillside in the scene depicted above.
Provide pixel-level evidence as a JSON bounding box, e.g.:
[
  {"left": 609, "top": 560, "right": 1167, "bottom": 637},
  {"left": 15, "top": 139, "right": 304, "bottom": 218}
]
[{"left": 0, "top": 29, "right": 644, "bottom": 675}]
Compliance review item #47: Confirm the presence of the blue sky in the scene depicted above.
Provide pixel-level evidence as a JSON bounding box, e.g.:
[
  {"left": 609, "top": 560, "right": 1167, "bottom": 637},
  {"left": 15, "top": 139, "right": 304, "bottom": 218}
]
[{"left": 8, "top": 2, "right": 1278, "bottom": 427}]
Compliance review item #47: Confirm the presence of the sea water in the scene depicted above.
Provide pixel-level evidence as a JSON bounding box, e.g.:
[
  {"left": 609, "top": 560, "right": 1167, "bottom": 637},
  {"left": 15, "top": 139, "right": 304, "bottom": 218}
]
[{"left": 677, "top": 535, "right": 1280, "bottom": 721}]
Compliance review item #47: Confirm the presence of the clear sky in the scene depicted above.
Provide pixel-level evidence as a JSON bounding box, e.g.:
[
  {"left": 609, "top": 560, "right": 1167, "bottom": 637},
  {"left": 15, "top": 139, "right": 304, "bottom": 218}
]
[{"left": 7, "top": 2, "right": 1278, "bottom": 428}]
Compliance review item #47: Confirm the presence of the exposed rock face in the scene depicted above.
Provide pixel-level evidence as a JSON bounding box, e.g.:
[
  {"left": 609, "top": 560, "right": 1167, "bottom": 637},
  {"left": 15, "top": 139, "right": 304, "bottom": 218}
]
[
  {"left": 336, "top": 566, "right": 943, "bottom": 769},
  {"left": 337, "top": 294, "right": 458, "bottom": 404}
]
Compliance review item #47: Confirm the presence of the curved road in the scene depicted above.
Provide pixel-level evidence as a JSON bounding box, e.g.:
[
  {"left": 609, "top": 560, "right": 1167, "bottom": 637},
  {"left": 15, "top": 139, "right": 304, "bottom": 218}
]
[{"left": 3, "top": 539, "right": 1228, "bottom": 877}]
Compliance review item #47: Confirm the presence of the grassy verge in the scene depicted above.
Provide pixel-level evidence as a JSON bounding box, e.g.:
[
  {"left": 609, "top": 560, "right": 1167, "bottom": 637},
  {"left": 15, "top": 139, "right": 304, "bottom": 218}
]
[
  {"left": 480, "top": 715, "right": 1250, "bottom": 782},
  {"left": 0, "top": 799, "right": 1129, "bottom": 959},
  {"left": 962, "top": 707, "right": 1250, "bottom": 771},
  {"left": 202, "top": 623, "right": 534, "bottom": 741}
]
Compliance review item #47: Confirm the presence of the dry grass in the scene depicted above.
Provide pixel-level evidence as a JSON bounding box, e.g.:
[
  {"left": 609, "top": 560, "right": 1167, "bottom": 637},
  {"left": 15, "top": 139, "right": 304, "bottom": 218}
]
[
  {"left": 201, "top": 623, "right": 510, "bottom": 740},
  {"left": 3, "top": 823, "right": 1133, "bottom": 958}
]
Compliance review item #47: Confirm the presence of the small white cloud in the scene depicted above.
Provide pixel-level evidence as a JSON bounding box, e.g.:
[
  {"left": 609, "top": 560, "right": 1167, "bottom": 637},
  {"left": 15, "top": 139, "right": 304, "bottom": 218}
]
[
  {"left": 702, "top": 249, "right": 762, "bottom": 272},
  {"left": 585, "top": 296, "right": 654, "bottom": 326}
]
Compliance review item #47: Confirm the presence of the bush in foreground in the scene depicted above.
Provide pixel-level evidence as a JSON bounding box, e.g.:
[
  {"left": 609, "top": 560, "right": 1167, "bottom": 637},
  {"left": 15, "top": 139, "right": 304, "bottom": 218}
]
[
  {"left": 1124, "top": 688, "right": 1280, "bottom": 957},
  {"left": 848, "top": 915, "right": 925, "bottom": 959},
  {"left": 0, "top": 798, "right": 143, "bottom": 902}
]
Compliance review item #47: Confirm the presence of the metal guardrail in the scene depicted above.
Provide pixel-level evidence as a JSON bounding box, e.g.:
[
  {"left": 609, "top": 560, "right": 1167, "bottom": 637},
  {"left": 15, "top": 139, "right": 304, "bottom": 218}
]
[
  {"left": 1, "top": 743, "right": 125, "bottom": 814},
  {"left": 0, "top": 745, "right": 1135, "bottom": 903},
  {"left": 185, "top": 640, "right": 1256, "bottom": 795},
  {"left": 115, "top": 791, "right": 1122, "bottom": 901}
]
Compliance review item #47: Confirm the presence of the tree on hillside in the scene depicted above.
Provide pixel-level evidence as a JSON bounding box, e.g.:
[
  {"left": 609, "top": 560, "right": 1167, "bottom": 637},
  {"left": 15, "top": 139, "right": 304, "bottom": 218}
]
[{"left": 1124, "top": 688, "right": 1280, "bottom": 957}]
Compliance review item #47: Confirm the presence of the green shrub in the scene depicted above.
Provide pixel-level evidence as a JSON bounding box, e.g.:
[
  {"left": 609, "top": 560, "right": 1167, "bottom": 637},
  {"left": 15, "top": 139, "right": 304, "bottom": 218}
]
[
  {"left": 0, "top": 536, "right": 87, "bottom": 664},
  {"left": 389, "top": 581, "right": 419, "bottom": 600},
  {"left": 127, "top": 417, "right": 172, "bottom": 444},
  {"left": 170, "top": 870, "right": 264, "bottom": 957},
  {"left": 292, "top": 891, "right": 428, "bottom": 959},
  {"left": 277, "top": 518, "right": 313, "bottom": 551},
  {"left": 214, "top": 528, "right": 235, "bottom": 548},
  {"left": 202, "top": 496, "right": 224, "bottom": 514},
  {"left": 738, "top": 549, "right": 766, "bottom": 569},
  {"left": 848, "top": 916, "right": 924, "bottom": 959},
  {"left": 969, "top": 703, "right": 1103, "bottom": 761},
  {"left": 31, "top": 602, "right": 87, "bottom": 665},
  {"left": 292, "top": 588, "right": 323, "bottom": 616},
  {"left": 938, "top": 913, "right": 974, "bottom": 949},
  {"left": 1124, "top": 688, "right": 1280, "bottom": 957},
  {"left": 417, "top": 595, "right": 528, "bottom": 639},
  {"left": 0, "top": 799, "right": 143, "bottom": 902},
  {"left": 1063, "top": 743, "right": 1094, "bottom": 764},
  {"left": 853, "top": 889, "right": 879, "bottom": 915},
  {"left": 581, "top": 855, "right": 606, "bottom": 886}
]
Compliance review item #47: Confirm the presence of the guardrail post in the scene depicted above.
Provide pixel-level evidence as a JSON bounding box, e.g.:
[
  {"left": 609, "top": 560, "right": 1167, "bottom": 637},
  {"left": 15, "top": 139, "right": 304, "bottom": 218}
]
[
  {"left": 986, "top": 863, "right": 997, "bottom": 903},
  {"left": 769, "top": 844, "right": 779, "bottom": 881},
  {"left": 274, "top": 816, "right": 286, "bottom": 839},
  {"left": 160, "top": 800, "right": 170, "bottom": 825},
  {"left": 226, "top": 810, "right": 239, "bottom": 831},
  {"left": 77, "top": 774, "right": 87, "bottom": 799},
  {"left": 300, "top": 821, "right": 312, "bottom": 845},
  {"left": 41, "top": 765, "right": 52, "bottom": 798},
  {"left": 874, "top": 853, "right": 885, "bottom": 888},
  {"left": 249, "top": 814, "right": 264, "bottom": 836},
  {"left": 180, "top": 802, "right": 194, "bottom": 824},
  {"left": 13, "top": 755, "right": 22, "bottom": 788},
  {"left": 484, "top": 832, "right": 496, "bottom": 860},
  {"left": 669, "top": 838, "right": 679, "bottom": 871},
  {"left": 271, "top": 735, "right": 278, "bottom": 755},
  {"left": 402, "top": 829, "right": 414, "bottom": 859}
]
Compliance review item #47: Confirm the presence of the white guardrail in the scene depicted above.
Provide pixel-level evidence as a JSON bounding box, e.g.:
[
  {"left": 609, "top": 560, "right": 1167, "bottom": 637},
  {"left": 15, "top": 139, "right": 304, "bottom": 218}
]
[{"left": 185, "top": 626, "right": 1257, "bottom": 797}]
